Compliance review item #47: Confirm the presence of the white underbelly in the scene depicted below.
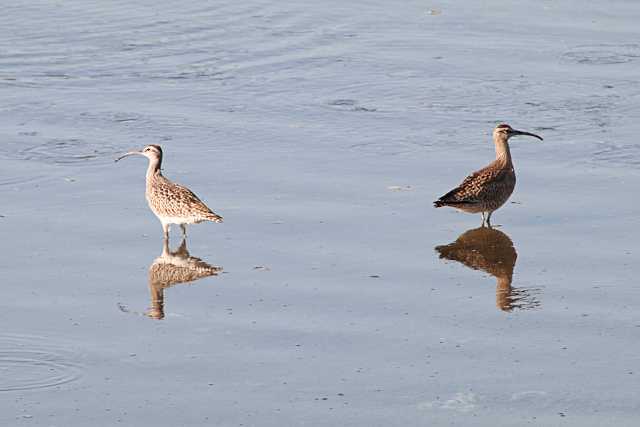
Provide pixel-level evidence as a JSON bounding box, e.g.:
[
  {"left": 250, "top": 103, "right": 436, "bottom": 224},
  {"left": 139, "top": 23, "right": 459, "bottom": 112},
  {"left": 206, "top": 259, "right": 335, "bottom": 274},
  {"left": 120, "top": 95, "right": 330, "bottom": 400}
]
[{"left": 156, "top": 215, "right": 201, "bottom": 225}]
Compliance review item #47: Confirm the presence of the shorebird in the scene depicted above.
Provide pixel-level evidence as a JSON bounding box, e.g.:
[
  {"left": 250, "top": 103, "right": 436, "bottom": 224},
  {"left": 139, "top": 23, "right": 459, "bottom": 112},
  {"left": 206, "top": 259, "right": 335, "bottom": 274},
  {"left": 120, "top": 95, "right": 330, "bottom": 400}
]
[
  {"left": 116, "top": 145, "right": 223, "bottom": 238},
  {"left": 434, "top": 124, "right": 542, "bottom": 227}
]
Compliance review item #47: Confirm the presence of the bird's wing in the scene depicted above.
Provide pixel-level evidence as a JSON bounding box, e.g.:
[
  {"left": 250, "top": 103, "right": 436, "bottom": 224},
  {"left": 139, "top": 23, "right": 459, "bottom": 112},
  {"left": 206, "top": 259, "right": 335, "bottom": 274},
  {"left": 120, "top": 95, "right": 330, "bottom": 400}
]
[
  {"left": 171, "top": 183, "right": 219, "bottom": 217},
  {"left": 150, "top": 177, "right": 221, "bottom": 220},
  {"left": 437, "top": 164, "right": 511, "bottom": 205}
]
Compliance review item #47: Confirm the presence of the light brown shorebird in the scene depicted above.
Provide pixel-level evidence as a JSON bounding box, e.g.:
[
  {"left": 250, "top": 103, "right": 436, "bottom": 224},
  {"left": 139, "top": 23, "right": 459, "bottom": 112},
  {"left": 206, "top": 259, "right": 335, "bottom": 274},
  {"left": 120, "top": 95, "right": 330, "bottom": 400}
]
[
  {"left": 434, "top": 124, "right": 543, "bottom": 227},
  {"left": 116, "top": 144, "right": 223, "bottom": 238}
]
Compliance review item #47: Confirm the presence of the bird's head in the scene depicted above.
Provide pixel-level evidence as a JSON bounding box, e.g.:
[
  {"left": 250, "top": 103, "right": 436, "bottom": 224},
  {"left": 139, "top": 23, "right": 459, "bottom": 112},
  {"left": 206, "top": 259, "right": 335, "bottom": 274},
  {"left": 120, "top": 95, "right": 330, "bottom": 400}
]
[
  {"left": 493, "top": 123, "right": 543, "bottom": 142},
  {"left": 115, "top": 144, "right": 163, "bottom": 163}
]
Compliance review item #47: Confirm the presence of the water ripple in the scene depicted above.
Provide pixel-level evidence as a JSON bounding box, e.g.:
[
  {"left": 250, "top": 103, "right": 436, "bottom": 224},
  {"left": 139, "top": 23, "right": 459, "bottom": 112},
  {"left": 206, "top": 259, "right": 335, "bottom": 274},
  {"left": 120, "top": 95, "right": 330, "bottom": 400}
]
[
  {"left": 17, "top": 138, "right": 120, "bottom": 166},
  {"left": 592, "top": 142, "right": 640, "bottom": 167},
  {"left": 0, "top": 0, "right": 342, "bottom": 87},
  {"left": 562, "top": 44, "right": 640, "bottom": 65},
  {"left": 0, "top": 334, "right": 82, "bottom": 392}
]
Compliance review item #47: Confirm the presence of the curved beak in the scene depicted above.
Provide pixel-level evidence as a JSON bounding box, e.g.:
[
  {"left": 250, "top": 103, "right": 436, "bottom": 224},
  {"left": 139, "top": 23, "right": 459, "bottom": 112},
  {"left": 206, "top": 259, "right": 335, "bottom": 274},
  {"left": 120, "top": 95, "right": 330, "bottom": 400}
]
[
  {"left": 115, "top": 151, "right": 143, "bottom": 162},
  {"left": 509, "top": 129, "right": 543, "bottom": 141}
]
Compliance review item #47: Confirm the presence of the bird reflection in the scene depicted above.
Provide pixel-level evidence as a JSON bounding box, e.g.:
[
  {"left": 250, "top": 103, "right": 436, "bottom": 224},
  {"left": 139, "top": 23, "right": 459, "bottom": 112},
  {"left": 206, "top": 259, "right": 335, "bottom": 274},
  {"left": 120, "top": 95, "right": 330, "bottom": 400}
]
[
  {"left": 435, "top": 227, "right": 539, "bottom": 311},
  {"left": 147, "top": 237, "right": 222, "bottom": 319}
]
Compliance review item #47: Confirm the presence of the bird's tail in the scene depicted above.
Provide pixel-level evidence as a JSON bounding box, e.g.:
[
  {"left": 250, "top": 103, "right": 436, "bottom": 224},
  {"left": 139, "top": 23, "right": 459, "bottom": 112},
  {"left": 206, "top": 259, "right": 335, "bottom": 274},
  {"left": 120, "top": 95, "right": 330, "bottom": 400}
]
[
  {"left": 434, "top": 200, "right": 469, "bottom": 208},
  {"left": 206, "top": 212, "right": 224, "bottom": 223},
  {"left": 434, "top": 197, "right": 468, "bottom": 208}
]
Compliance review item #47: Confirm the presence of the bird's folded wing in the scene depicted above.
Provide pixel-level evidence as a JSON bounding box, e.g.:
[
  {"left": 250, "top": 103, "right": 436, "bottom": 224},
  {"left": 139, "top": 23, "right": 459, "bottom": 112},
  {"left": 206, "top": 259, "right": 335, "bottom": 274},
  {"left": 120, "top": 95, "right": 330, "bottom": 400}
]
[
  {"left": 149, "top": 180, "right": 214, "bottom": 217},
  {"left": 172, "top": 183, "right": 216, "bottom": 215},
  {"left": 438, "top": 167, "right": 507, "bottom": 204}
]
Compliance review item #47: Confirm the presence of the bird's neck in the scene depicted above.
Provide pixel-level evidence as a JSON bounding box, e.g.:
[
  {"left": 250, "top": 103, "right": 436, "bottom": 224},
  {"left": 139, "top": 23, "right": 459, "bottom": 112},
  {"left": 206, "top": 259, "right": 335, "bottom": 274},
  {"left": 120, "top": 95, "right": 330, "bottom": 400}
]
[
  {"left": 146, "top": 158, "right": 162, "bottom": 181},
  {"left": 494, "top": 137, "right": 513, "bottom": 168}
]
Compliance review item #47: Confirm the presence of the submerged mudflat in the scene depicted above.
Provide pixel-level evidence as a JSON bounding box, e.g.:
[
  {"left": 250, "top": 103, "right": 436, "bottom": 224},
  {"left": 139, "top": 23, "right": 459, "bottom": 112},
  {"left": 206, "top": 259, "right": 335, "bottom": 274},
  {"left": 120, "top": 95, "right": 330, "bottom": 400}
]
[{"left": 1, "top": 1, "right": 639, "bottom": 426}]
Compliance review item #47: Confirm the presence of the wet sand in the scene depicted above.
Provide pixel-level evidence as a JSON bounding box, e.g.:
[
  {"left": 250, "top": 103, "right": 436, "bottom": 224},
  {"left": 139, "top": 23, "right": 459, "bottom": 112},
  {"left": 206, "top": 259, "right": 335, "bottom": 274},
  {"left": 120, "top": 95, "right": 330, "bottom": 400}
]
[{"left": 2, "top": 1, "right": 640, "bottom": 426}]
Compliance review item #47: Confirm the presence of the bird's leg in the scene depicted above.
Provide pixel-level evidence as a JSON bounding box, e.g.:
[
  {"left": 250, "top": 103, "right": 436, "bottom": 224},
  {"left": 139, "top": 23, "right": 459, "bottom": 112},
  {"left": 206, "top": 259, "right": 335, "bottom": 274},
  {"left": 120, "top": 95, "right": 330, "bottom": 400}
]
[
  {"left": 481, "top": 212, "right": 487, "bottom": 227},
  {"left": 180, "top": 224, "right": 187, "bottom": 238},
  {"left": 486, "top": 212, "right": 493, "bottom": 228},
  {"left": 161, "top": 234, "right": 170, "bottom": 256},
  {"left": 162, "top": 223, "right": 170, "bottom": 240}
]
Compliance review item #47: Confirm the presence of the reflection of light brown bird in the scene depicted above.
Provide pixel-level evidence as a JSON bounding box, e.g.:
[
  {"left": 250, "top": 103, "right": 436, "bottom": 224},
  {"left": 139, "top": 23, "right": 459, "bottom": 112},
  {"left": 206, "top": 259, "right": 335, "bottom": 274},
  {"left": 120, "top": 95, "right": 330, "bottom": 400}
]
[
  {"left": 147, "top": 238, "right": 222, "bottom": 319},
  {"left": 434, "top": 124, "right": 543, "bottom": 227},
  {"left": 435, "top": 227, "right": 539, "bottom": 311},
  {"left": 116, "top": 145, "right": 223, "bottom": 238}
]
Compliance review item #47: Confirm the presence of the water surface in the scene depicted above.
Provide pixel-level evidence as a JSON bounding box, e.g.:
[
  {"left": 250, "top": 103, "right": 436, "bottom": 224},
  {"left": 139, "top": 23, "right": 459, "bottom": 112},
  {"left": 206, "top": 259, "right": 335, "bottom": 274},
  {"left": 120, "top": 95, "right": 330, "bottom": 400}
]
[{"left": 1, "top": 1, "right": 639, "bottom": 425}]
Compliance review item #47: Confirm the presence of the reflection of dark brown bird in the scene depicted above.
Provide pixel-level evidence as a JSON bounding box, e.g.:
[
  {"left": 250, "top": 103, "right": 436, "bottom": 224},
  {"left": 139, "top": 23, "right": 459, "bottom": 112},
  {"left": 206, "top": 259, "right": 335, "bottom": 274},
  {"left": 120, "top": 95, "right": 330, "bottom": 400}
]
[
  {"left": 147, "top": 238, "right": 222, "bottom": 319},
  {"left": 434, "top": 124, "right": 543, "bottom": 227},
  {"left": 435, "top": 227, "right": 539, "bottom": 311}
]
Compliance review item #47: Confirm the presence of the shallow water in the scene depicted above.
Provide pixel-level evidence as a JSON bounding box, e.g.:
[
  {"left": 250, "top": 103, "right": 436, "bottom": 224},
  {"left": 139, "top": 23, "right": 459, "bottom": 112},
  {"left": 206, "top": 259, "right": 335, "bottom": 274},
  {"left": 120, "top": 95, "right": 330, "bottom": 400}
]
[{"left": 2, "top": 1, "right": 640, "bottom": 425}]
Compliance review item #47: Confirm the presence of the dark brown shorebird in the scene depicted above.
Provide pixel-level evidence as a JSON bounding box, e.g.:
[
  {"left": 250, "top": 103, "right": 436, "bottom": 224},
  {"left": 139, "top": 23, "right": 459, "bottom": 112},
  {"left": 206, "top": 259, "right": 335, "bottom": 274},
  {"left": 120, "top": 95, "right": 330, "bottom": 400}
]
[
  {"left": 434, "top": 124, "right": 542, "bottom": 226},
  {"left": 116, "top": 145, "right": 223, "bottom": 238}
]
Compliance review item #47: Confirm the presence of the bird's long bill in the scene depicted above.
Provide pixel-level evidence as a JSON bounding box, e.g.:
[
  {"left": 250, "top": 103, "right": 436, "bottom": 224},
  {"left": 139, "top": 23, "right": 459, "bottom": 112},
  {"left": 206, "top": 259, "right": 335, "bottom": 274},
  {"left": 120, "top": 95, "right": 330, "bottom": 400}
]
[
  {"left": 114, "top": 151, "right": 142, "bottom": 162},
  {"left": 511, "top": 129, "right": 543, "bottom": 141}
]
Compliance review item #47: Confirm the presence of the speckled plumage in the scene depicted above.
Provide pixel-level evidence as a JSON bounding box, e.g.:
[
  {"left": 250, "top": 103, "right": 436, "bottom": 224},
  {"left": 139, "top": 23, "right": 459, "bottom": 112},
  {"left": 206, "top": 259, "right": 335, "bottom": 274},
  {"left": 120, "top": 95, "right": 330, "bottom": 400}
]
[
  {"left": 116, "top": 144, "right": 223, "bottom": 238},
  {"left": 146, "top": 172, "right": 223, "bottom": 225},
  {"left": 435, "top": 159, "right": 515, "bottom": 214},
  {"left": 434, "top": 124, "right": 542, "bottom": 226}
]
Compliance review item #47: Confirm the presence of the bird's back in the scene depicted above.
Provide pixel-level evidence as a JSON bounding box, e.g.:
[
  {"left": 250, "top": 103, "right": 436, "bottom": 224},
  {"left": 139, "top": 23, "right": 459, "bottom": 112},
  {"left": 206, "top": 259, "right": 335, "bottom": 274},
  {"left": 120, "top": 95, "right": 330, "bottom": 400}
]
[
  {"left": 146, "top": 174, "right": 223, "bottom": 223},
  {"left": 434, "top": 160, "right": 515, "bottom": 213}
]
